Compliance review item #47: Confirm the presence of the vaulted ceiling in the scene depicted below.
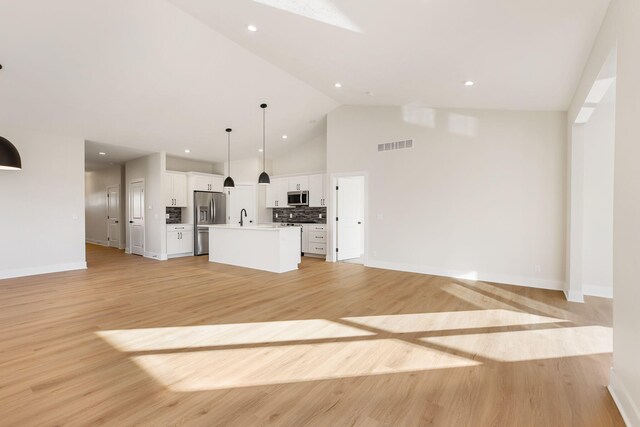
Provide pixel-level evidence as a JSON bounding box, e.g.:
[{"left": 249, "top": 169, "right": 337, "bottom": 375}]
[{"left": 0, "top": 0, "right": 611, "bottom": 163}]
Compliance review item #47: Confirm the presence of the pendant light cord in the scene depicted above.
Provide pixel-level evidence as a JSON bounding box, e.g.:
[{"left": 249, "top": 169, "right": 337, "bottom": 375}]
[
  {"left": 228, "top": 132, "right": 231, "bottom": 176},
  {"left": 262, "top": 107, "right": 266, "bottom": 170}
]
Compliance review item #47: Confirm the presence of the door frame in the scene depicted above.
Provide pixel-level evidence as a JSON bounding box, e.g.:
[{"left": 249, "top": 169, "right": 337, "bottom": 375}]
[
  {"left": 328, "top": 171, "right": 369, "bottom": 264},
  {"left": 128, "top": 178, "right": 145, "bottom": 256},
  {"left": 106, "top": 184, "right": 121, "bottom": 249}
]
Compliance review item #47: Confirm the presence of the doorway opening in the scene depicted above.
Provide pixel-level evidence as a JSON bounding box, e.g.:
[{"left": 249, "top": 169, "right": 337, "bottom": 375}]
[{"left": 336, "top": 175, "right": 365, "bottom": 264}]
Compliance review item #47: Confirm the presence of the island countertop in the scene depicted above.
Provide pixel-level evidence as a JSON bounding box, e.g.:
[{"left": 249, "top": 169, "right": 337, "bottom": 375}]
[{"left": 205, "top": 224, "right": 300, "bottom": 231}]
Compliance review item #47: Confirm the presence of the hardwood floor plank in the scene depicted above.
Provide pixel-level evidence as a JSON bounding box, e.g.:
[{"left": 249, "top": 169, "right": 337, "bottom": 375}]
[{"left": 0, "top": 244, "right": 623, "bottom": 426}]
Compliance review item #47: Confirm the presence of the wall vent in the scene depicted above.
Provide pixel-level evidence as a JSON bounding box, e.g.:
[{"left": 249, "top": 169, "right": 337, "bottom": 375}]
[{"left": 378, "top": 139, "right": 414, "bottom": 152}]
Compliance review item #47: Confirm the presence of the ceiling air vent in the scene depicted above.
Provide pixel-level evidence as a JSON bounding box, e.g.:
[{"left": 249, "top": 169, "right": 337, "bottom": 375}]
[{"left": 377, "top": 139, "right": 414, "bottom": 152}]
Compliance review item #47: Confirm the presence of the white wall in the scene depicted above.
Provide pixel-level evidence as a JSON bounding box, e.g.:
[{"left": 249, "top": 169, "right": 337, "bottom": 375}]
[
  {"left": 166, "top": 155, "right": 220, "bottom": 174},
  {"left": 581, "top": 83, "right": 615, "bottom": 298},
  {"left": 85, "top": 165, "right": 125, "bottom": 247},
  {"left": 327, "top": 106, "right": 567, "bottom": 289},
  {"left": 272, "top": 134, "right": 326, "bottom": 176},
  {"left": 125, "top": 153, "right": 165, "bottom": 260},
  {"left": 611, "top": 0, "right": 640, "bottom": 423},
  {"left": 0, "top": 127, "right": 86, "bottom": 279}
]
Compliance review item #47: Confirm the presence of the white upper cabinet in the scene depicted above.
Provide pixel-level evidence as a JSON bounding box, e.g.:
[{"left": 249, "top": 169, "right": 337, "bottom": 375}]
[
  {"left": 210, "top": 175, "right": 223, "bottom": 192},
  {"left": 165, "top": 172, "right": 187, "bottom": 207},
  {"left": 190, "top": 173, "right": 224, "bottom": 193},
  {"left": 265, "top": 173, "right": 327, "bottom": 209},
  {"left": 288, "top": 176, "right": 309, "bottom": 192},
  {"left": 192, "top": 175, "right": 210, "bottom": 192},
  {"left": 266, "top": 177, "right": 290, "bottom": 208},
  {"left": 308, "top": 174, "right": 326, "bottom": 207}
]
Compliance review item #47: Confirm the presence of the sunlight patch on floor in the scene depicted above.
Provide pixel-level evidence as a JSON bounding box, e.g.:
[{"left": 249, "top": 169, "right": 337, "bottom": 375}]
[
  {"left": 422, "top": 326, "right": 612, "bottom": 362},
  {"left": 131, "top": 338, "right": 480, "bottom": 391},
  {"left": 343, "top": 309, "right": 566, "bottom": 334},
  {"left": 96, "top": 319, "right": 374, "bottom": 352}
]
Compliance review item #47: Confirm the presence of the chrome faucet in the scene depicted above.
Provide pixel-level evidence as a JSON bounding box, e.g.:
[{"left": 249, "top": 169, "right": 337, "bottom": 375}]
[{"left": 239, "top": 208, "right": 247, "bottom": 226}]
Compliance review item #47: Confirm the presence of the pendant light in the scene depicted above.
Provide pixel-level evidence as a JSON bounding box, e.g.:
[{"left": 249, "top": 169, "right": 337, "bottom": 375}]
[
  {"left": 223, "top": 128, "right": 235, "bottom": 189},
  {"left": 258, "top": 103, "right": 270, "bottom": 185},
  {"left": 0, "top": 136, "right": 22, "bottom": 170}
]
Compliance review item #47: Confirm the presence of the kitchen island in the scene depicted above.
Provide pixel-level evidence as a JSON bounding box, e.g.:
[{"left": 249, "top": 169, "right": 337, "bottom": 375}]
[{"left": 207, "top": 224, "right": 301, "bottom": 273}]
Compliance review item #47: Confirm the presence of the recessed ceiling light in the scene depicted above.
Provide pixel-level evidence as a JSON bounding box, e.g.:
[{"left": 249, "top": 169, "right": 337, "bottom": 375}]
[
  {"left": 98, "top": 152, "right": 106, "bottom": 156},
  {"left": 247, "top": 25, "right": 257, "bottom": 32},
  {"left": 258, "top": 148, "right": 263, "bottom": 152},
  {"left": 464, "top": 80, "right": 475, "bottom": 86},
  {"left": 282, "top": 135, "right": 288, "bottom": 139},
  {"left": 334, "top": 82, "right": 342, "bottom": 88},
  {"left": 184, "top": 149, "right": 191, "bottom": 153}
]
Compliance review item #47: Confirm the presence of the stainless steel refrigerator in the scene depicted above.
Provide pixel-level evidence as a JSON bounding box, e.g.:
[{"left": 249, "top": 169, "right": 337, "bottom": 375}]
[{"left": 194, "top": 191, "right": 226, "bottom": 256}]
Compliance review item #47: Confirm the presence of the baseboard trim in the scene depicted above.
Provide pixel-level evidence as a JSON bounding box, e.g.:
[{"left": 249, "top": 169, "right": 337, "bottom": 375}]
[
  {"left": 564, "top": 289, "right": 585, "bottom": 303},
  {"left": 86, "top": 239, "right": 109, "bottom": 247},
  {"left": 609, "top": 367, "right": 640, "bottom": 427},
  {"left": 583, "top": 284, "right": 613, "bottom": 299},
  {"left": 144, "top": 251, "right": 167, "bottom": 261},
  {"left": 365, "top": 260, "right": 565, "bottom": 291},
  {"left": 0, "top": 262, "right": 87, "bottom": 280}
]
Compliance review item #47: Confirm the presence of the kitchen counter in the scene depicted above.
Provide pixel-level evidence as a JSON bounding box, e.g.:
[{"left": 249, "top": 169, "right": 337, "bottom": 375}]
[
  {"left": 208, "top": 224, "right": 299, "bottom": 231},
  {"left": 207, "top": 225, "right": 301, "bottom": 273}
]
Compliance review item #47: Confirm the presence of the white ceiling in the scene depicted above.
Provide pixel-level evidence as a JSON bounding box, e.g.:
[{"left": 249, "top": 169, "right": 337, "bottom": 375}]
[
  {"left": 169, "top": 0, "right": 611, "bottom": 110},
  {"left": 0, "top": 0, "right": 338, "bottom": 163},
  {"left": 0, "top": 0, "right": 611, "bottom": 164},
  {"left": 85, "top": 140, "right": 152, "bottom": 172}
]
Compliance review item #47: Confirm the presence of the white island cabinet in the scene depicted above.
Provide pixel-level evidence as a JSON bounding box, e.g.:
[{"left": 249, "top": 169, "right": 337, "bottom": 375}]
[{"left": 208, "top": 225, "right": 301, "bottom": 273}]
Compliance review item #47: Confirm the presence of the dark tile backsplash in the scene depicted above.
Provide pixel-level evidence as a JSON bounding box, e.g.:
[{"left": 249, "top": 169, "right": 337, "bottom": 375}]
[
  {"left": 166, "top": 207, "right": 183, "bottom": 224},
  {"left": 273, "top": 206, "right": 327, "bottom": 224}
]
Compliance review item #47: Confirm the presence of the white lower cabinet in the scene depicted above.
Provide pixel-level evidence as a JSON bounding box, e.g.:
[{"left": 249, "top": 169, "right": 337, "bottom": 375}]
[
  {"left": 303, "top": 224, "right": 327, "bottom": 256},
  {"left": 167, "top": 225, "right": 193, "bottom": 257}
]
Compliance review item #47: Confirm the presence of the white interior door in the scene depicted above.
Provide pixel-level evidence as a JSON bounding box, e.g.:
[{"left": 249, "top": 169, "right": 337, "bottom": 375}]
[
  {"left": 107, "top": 185, "right": 120, "bottom": 248},
  {"left": 337, "top": 177, "right": 363, "bottom": 261},
  {"left": 129, "top": 180, "right": 145, "bottom": 256},
  {"left": 228, "top": 185, "right": 256, "bottom": 226}
]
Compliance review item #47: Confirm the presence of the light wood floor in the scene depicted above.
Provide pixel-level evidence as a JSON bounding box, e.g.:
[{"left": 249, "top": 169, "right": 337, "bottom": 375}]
[{"left": 0, "top": 245, "right": 623, "bottom": 426}]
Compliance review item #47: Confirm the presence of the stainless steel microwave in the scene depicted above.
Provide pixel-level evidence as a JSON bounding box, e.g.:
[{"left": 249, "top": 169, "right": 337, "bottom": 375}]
[{"left": 287, "top": 191, "right": 309, "bottom": 206}]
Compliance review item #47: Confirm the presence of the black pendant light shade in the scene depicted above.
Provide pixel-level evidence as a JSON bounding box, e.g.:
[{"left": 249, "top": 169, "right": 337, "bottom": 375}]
[
  {"left": 258, "top": 171, "right": 270, "bottom": 184},
  {"left": 258, "top": 103, "right": 270, "bottom": 185},
  {"left": 223, "top": 176, "right": 235, "bottom": 188},
  {"left": 0, "top": 136, "right": 22, "bottom": 170},
  {"left": 223, "top": 128, "right": 235, "bottom": 189}
]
